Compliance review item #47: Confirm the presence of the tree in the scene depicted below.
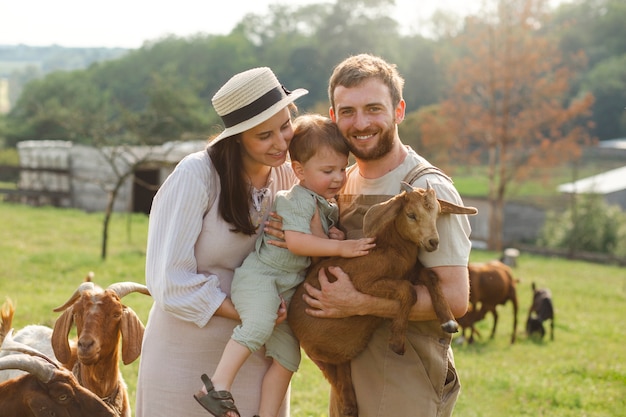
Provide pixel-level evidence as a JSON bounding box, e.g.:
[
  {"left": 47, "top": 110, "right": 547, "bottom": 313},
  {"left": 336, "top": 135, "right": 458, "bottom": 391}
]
[
  {"left": 10, "top": 70, "right": 178, "bottom": 259},
  {"left": 583, "top": 55, "right": 626, "bottom": 141},
  {"left": 420, "top": 0, "right": 595, "bottom": 251}
]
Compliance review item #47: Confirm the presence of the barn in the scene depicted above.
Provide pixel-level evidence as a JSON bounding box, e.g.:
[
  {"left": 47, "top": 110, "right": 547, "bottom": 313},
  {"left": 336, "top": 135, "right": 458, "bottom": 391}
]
[
  {"left": 557, "top": 165, "right": 626, "bottom": 211},
  {"left": 13, "top": 140, "right": 207, "bottom": 213}
]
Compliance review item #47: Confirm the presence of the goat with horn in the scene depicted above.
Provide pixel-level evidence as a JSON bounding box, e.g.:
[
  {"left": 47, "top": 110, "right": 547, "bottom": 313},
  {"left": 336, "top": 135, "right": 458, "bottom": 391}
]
[
  {"left": 0, "top": 329, "right": 116, "bottom": 417},
  {"left": 52, "top": 280, "right": 151, "bottom": 417}
]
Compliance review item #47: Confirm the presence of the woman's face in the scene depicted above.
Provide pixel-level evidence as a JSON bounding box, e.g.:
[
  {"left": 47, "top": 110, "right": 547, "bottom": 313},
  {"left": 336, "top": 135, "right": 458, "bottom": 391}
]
[{"left": 240, "top": 107, "right": 294, "bottom": 169}]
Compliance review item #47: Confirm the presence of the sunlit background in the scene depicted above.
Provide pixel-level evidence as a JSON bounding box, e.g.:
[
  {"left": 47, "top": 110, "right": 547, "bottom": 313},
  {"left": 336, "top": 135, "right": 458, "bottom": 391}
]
[{"left": 3, "top": 0, "right": 565, "bottom": 49}]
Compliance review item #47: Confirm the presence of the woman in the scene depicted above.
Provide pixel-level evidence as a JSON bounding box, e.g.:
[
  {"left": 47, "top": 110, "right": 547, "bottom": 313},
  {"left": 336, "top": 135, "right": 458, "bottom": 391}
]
[{"left": 135, "top": 67, "right": 308, "bottom": 417}]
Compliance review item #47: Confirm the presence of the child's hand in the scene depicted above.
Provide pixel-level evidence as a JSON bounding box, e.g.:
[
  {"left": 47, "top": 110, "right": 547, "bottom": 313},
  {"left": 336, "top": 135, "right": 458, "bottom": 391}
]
[{"left": 340, "top": 237, "right": 376, "bottom": 258}]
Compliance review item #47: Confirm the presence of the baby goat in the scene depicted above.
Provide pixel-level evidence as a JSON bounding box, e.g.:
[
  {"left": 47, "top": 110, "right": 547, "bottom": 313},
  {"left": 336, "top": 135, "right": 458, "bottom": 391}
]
[
  {"left": 288, "top": 182, "right": 477, "bottom": 417},
  {"left": 52, "top": 281, "right": 150, "bottom": 417}
]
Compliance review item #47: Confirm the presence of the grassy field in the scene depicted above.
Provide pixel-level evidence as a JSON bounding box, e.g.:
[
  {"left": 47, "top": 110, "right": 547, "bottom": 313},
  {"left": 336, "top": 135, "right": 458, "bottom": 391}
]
[{"left": 0, "top": 202, "right": 624, "bottom": 416}]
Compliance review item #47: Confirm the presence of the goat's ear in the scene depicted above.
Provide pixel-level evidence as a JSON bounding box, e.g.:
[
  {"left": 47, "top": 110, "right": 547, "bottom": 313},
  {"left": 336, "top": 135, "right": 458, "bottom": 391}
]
[
  {"left": 437, "top": 199, "right": 478, "bottom": 215},
  {"left": 363, "top": 193, "right": 403, "bottom": 237},
  {"left": 120, "top": 306, "right": 145, "bottom": 365},
  {"left": 51, "top": 308, "right": 74, "bottom": 365}
]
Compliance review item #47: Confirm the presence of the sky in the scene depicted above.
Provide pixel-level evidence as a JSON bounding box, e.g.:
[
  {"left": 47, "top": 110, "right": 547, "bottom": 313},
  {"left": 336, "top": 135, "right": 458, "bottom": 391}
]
[{"left": 2, "top": 0, "right": 488, "bottom": 49}]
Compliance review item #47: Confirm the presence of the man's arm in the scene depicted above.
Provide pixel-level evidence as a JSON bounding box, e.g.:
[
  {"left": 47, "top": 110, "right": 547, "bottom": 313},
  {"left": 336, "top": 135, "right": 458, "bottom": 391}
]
[{"left": 302, "top": 265, "right": 469, "bottom": 321}]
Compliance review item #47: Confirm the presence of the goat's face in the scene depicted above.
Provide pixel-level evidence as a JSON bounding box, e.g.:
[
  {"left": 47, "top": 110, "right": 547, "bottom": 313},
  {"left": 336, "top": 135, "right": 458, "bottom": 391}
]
[
  {"left": 41, "top": 371, "right": 117, "bottom": 416},
  {"left": 72, "top": 290, "right": 123, "bottom": 365},
  {"left": 396, "top": 187, "right": 441, "bottom": 252}
]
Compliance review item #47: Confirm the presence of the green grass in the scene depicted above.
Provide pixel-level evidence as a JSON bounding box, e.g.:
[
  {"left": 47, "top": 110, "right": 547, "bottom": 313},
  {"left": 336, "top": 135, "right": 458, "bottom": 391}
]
[{"left": 1, "top": 202, "right": 625, "bottom": 416}]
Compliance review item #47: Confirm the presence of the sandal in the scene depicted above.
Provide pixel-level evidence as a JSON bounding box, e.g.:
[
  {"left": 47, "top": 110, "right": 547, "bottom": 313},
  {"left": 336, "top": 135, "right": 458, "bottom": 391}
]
[{"left": 193, "top": 374, "right": 241, "bottom": 417}]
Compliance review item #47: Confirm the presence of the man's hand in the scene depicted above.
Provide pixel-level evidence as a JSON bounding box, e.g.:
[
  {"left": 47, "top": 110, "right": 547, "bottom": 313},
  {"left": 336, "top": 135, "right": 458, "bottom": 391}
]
[
  {"left": 303, "top": 266, "right": 369, "bottom": 318},
  {"left": 328, "top": 226, "right": 345, "bottom": 241}
]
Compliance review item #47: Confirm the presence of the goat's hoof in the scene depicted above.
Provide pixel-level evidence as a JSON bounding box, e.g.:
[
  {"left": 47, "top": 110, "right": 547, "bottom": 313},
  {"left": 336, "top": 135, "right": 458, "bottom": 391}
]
[
  {"left": 343, "top": 407, "right": 359, "bottom": 417},
  {"left": 441, "top": 320, "right": 459, "bottom": 333},
  {"left": 390, "top": 342, "right": 406, "bottom": 356},
  {"left": 342, "top": 405, "right": 358, "bottom": 417}
]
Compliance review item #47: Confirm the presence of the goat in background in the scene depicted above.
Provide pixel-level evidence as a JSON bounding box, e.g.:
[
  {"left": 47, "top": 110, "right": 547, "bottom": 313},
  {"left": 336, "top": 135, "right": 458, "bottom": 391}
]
[
  {"left": 288, "top": 182, "right": 477, "bottom": 417},
  {"left": 458, "top": 260, "right": 519, "bottom": 344},
  {"left": 52, "top": 280, "right": 150, "bottom": 417},
  {"left": 526, "top": 282, "right": 555, "bottom": 340}
]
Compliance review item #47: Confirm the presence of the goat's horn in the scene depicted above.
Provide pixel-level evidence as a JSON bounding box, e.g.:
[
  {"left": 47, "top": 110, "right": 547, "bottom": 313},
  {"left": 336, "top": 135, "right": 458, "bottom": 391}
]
[
  {"left": 107, "top": 282, "right": 150, "bottom": 299},
  {"left": 0, "top": 354, "right": 56, "bottom": 383},
  {"left": 400, "top": 181, "right": 413, "bottom": 193},
  {"left": 53, "top": 282, "right": 96, "bottom": 312},
  {"left": 426, "top": 179, "right": 432, "bottom": 191},
  {"left": 1, "top": 329, "right": 59, "bottom": 367}
]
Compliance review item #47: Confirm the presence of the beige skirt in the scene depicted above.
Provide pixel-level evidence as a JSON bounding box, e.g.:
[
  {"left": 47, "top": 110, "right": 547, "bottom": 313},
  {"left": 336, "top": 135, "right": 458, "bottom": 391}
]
[{"left": 135, "top": 305, "right": 290, "bottom": 417}]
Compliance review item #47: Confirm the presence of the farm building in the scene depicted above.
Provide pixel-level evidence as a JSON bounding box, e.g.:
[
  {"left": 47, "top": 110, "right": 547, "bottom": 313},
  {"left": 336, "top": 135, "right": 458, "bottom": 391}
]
[
  {"left": 558, "top": 165, "right": 626, "bottom": 211},
  {"left": 13, "top": 140, "right": 207, "bottom": 213}
]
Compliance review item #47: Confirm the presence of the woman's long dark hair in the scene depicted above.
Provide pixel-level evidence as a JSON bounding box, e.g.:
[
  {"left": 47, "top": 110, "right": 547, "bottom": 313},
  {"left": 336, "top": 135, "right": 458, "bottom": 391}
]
[
  {"left": 208, "top": 137, "right": 257, "bottom": 235},
  {"left": 208, "top": 104, "right": 298, "bottom": 235}
]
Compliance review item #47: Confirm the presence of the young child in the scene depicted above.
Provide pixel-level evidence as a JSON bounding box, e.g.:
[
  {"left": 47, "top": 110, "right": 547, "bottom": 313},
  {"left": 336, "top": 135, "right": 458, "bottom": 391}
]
[{"left": 194, "top": 114, "right": 375, "bottom": 417}]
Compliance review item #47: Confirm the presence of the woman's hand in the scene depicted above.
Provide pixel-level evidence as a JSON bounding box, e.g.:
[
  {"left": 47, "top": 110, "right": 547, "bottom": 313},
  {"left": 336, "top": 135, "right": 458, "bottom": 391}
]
[
  {"left": 275, "top": 296, "right": 287, "bottom": 325},
  {"left": 265, "top": 212, "right": 288, "bottom": 249},
  {"left": 302, "top": 266, "right": 369, "bottom": 318},
  {"left": 214, "top": 297, "right": 240, "bottom": 321}
]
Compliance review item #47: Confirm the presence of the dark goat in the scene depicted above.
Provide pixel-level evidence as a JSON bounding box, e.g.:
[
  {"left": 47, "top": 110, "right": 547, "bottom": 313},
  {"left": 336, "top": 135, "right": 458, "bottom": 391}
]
[
  {"left": 526, "top": 282, "right": 554, "bottom": 340},
  {"left": 0, "top": 334, "right": 116, "bottom": 417},
  {"left": 459, "top": 260, "right": 519, "bottom": 344},
  {"left": 288, "top": 182, "right": 477, "bottom": 417},
  {"left": 52, "top": 281, "right": 150, "bottom": 417}
]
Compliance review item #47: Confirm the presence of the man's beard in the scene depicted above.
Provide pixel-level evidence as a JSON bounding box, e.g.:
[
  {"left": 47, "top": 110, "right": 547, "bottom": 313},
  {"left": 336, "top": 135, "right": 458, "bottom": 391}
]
[{"left": 347, "top": 125, "right": 395, "bottom": 161}]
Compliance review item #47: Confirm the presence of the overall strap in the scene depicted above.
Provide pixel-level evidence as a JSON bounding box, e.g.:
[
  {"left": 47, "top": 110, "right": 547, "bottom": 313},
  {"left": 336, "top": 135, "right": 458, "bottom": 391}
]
[{"left": 402, "top": 162, "right": 453, "bottom": 185}]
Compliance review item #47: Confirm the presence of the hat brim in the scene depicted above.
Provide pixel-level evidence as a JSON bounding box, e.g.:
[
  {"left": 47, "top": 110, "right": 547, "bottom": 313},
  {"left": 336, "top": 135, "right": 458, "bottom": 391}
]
[{"left": 210, "top": 88, "right": 308, "bottom": 144}]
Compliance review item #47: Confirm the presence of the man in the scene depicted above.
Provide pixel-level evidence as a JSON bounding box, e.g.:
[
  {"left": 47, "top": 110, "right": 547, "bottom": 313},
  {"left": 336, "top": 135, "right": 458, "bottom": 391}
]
[{"left": 301, "top": 53, "right": 473, "bottom": 416}]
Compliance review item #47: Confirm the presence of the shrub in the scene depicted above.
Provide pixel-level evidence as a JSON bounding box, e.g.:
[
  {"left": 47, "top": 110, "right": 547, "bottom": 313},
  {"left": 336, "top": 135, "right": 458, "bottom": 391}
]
[{"left": 539, "top": 193, "right": 626, "bottom": 257}]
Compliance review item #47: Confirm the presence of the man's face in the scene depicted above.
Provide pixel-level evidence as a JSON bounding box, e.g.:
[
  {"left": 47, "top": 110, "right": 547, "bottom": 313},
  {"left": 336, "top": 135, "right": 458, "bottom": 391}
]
[{"left": 330, "top": 78, "right": 403, "bottom": 161}]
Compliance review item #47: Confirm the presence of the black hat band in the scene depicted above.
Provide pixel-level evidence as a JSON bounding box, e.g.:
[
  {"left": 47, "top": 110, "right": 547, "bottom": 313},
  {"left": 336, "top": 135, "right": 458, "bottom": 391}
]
[{"left": 221, "top": 85, "right": 291, "bottom": 128}]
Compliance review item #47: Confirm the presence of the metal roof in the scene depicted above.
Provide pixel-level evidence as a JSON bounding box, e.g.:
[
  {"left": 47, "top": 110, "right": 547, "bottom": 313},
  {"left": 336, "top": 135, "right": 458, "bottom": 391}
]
[{"left": 558, "top": 165, "right": 626, "bottom": 194}]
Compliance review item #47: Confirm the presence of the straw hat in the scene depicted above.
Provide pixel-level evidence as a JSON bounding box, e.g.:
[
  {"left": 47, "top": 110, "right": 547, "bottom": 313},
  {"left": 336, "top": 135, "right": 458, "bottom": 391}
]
[{"left": 211, "top": 67, "right": 308, "bottom": 144}]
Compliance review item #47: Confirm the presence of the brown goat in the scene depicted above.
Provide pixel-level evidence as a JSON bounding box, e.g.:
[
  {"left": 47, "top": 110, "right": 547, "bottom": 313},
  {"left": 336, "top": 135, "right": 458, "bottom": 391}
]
[
  {"left": 456, "top": 303, "right": 482, "bottom": 343},
  {"left": 459, "top": 260, "right": 519, "bottom": 344},
  {"left": 52, "top": 281, "right": 150, "bottom": 417},
  {"left": 0, "top": 334, "right": 116, "bottom": 417},
  {"left": 288, "top": 182, "right": 477, "bottom": 417}
]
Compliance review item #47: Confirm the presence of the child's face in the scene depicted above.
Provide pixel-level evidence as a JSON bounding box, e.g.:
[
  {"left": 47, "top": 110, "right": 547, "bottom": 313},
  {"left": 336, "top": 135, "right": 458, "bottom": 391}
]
[{"left": 294, "top": 146, "right": 348, "bottom": 199}]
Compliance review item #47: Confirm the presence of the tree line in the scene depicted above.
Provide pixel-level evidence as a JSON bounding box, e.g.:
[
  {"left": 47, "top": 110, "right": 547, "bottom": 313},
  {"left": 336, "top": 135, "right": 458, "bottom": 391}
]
[{"left": 2, "top": 0, "right": 624, "bottom": 148}]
